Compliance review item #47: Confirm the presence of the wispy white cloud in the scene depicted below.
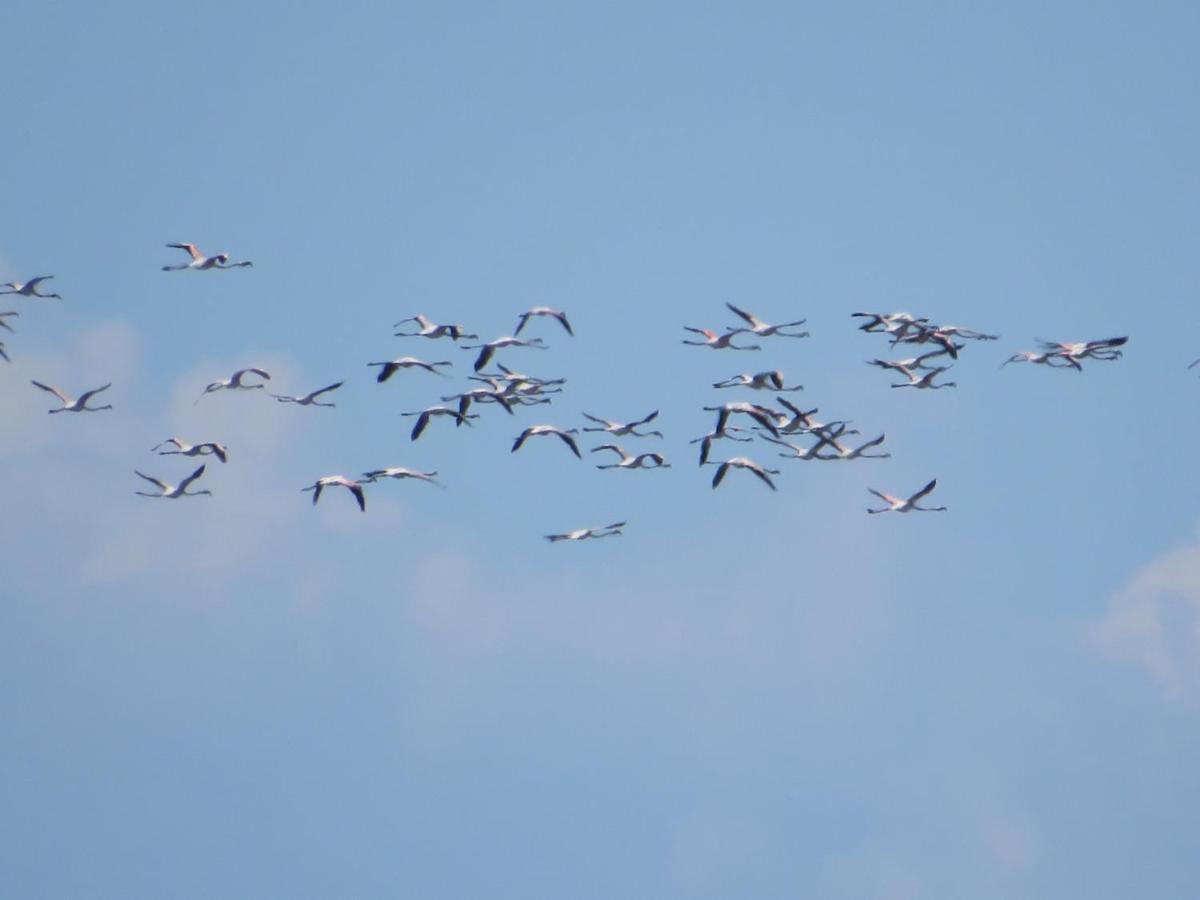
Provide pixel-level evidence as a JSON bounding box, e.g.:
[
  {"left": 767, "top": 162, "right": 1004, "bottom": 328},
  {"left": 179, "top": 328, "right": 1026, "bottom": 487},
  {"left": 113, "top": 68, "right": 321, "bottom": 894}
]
[{"left": 1087, "top": 542, "right": 1200, "bottom": 699}]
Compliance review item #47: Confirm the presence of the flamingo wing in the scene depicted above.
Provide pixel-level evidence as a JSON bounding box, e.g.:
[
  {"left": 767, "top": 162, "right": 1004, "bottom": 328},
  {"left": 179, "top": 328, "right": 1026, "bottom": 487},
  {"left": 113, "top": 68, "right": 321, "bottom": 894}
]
[{"left": 30, "top": 380, "right": 70, "bottom": 404}]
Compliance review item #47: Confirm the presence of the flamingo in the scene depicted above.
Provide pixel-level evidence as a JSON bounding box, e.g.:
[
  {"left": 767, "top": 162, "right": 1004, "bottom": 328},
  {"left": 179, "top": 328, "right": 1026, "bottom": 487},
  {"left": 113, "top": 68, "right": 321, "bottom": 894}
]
[
  {"left": 402, "top": 406, "right": 477, "bottom": 440},
  {"left": 471, "top": 363, "right": 565, "bottom": 390},
  {"left": 442, "top": 388, "right": 521, "bottom": 419},
  {"left": 361, "top": 467, "right": 442, "bottom": 486},
  {"left": 703, "top": 402, "right": 781, "bottom": 437},
  {"left": 767, "top": 398, "right": 851, "bottom": 436},
  {"left": 768, "top": 421, "right": 858, "bottom": 456},
  {"left": 511, "top": 425, "right": 582, "bottom": 458},
  {"left": 581, "top": 410, "right": 663, "bottom": 438},
  {"left": 867, "top": 348, "right": 955, "bottom": 378},
  {"left": 689, "top": 425, "right": 754, "bottom": 466},
  {"left": 682, "top": 327, "right": 760, "bottom": 350},
  {"left": 495, "top": 377, "right": 563, "bottom": 399},
  {"left": 590, "top": 444, "right": 670, "bottom": 470},
  {"left": 197, "top": 367, "right": 271, "bottom": 402},
  {"left": 713, "top": 370, "right": 802, "bottom": 392},
  {"left": 853, "top": 312, "right": 928, "bottom": 340},
  {"left": 851, "top": 311, "right": 921, "bottom": 332},
  {"left": 758, "top": 434, "right": 824, "bottom": 460},
  {"left": 161, "top": 243, "right": 252, "bottom": 270},
  {"left": 890, "top": 367, "right": 957, "bottom": 390},
  {"left": 515, "top": 307, "right": 573, "bottom": 336},
  {"left": 545, "top": 521, "right": 626, "bottom": 542},
  {"left": 135, "top": 464, "right": 212, "bottom": 499},
  {"left": 925, "top": 324, "right": 999, "bottom": 341},
  {"left": 301, "top": 476, "right": 366, "bottom": 511},
  {"left": 767, "top": 402, "right": 857, "bottom": 445},
  {"left": 890, "top": 326, "right": 965, "bottom": 358},
  {"left": 814, "top": 433, "right": 890, "bottom": 461},
  {"left": 867, "top": 479, "right": 946, "bottom": 514},
  {"left": 1001, "top": 350, "right": 1082, "bottom": 371},
  {"left": 724, "top": 303, "right": 809, "bottom": 338},
  {"left": 0, "top": 276, "right": 61, "bottom": 299},
  {"left": 461, "top": 336, "right": 547, "bottom": 372},
  {"left": 272, "top": 382, "right": 344, "bottom": 407},
  {"left": 0, "top": 311, "right": 19, "bottom": 331},
  {"left": 31, "top": 381, "right": 112, "bottom": 413},
  {"left": 369, "top": 357, "right": 453, "bottom": 382},
  {"left": 706, "top": 457, "right": 781, "bottom": 491},
  {"left": 1037, "top": 336, "right": 1127, "bottom": 361},
  {"left": 152, "top": 438, "right": 229, "bottom": 463},
  {"left": 393, "top": 314, "right": 478, "bottom": 341}
]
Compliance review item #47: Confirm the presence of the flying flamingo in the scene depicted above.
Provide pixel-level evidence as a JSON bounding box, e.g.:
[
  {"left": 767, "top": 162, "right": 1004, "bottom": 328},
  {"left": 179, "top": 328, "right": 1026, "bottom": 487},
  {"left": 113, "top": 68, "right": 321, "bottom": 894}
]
[
  {"left": 0, "top": 276, "right": 61, "bottom": 299},
  {"left": 271, "top": 382, "right": 344, "bottom": 407},
  {"left": 545, "top": 522, "right": 626, "bottom": 542},
  {"left": 514, "top": 307, "right": 573, "bottom": 336},
  {"left": 302, "top": 476, "right": 366, "bottom": 511},
  {"left": 706, "top": 457, "right": 781, "bottom": 491},
  {"left": 135, "top": 464, "right": 212, "bottom": 499},
  {"left": 161, "top": 243, "right": 252, "bottom": 270},
  {"left": 682, "top": 327, "right": 760, "bottom": 350},
  {"left": 867, "top": 479, "right": 946, "bottom": 514},
  {"left": 724, "top": 303, "right": 809, "bottom": 338},
  {"left": 31, "top": 381, "right": 113, "bottom": 413}
]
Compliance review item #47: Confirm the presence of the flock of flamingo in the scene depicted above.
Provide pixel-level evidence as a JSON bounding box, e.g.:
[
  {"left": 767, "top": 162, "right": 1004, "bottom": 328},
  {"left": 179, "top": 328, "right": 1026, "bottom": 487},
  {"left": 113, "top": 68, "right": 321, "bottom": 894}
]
[{"left": 3, "top": 244, "right": 1133, "bottom": 540}]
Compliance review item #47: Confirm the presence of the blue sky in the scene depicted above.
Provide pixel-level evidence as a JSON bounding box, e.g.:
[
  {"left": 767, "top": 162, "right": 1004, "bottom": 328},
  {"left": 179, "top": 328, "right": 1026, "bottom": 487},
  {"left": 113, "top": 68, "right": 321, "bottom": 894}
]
[{"left": 3, "top": 1, "right": 1200, "bottom": 896}]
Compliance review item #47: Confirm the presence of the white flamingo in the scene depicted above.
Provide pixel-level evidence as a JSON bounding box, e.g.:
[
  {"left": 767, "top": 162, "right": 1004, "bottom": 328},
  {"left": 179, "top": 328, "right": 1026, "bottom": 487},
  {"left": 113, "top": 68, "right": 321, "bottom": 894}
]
[
  {"left": 545, "top": 521, "right": 626, "bottom": 542},
  {"left": 890, "top": 367, "right": 957, "bottom": 390},
  {"left": 766, "top": 400, "right": 858, "bottom": 445},
  {"left": 369, "top": 357, "right": 453, "bottom": 382},
  {"left": 31, "top": 381, "right": 112, "bottom": 413},
  {"left": 889, "top": 325, "right": 965, "bottom": 358},
  {"left": 690, "top": 425, "right": 754, "bottom": 466},
  {"left": 763, "top": 422, "right": 857, "bottom": 456},
  {"left": 682, "top": 327, "right": 760, "bottom": 350},
  {"left": 713, "top": 370, "right": 802, "bottom": 392},
  {"left": 706, "top": 456, "right": 780, "bottom": 491},
  {"left": 302, "top": 476, "right": 366, "bottom": 511},
  {"left": 511, "top": 425, "right": 582, "bottom": 458},
  {"left": 1001, "top": 350, "right": 1082, "bottom": 371},
  {"left": 0, "top": 276, "right": 61, "bottom": 299},
  {"left": 161, "top": 243, "right": 252, "bottom": 270},
  {"left": 581, "top": 410, "right": 663, "bottom": 438},
  {"left": 402, "top": 406, "right": 477, "bottom": 440},
  {"left": 815, "top": 434, "right": 890, "bottom": 461},
  {"left": 590, "top": 444, "right": 670, "bottom": 470},
  {"left": 135, "top": 464, "right": 212, "bottom": 499},
  {"left": 724, "top": 303, "right": 809, "bottom": 338},
  {"left": 152, "top": 438, "right": 229, "bottom": 463},
  {"left": 361, "top": 467, "right": 442, "bottom": 487},
  {"left": 471, "top": 363, "right": 565, "bottom": 390},
  {"left": 758, "top": 434, "right": 824, "bottom": 460},
  {"left": 197, "top": 367, "right": 271, "bottom": 402},
  {"left": 393, "top": 315, "right": 478, "bottom": 341},
  {"left": 703, "top": 402, "right": 781, "bottom": 437},
  {"left": 866, "top": 348, "right": 954, "bottom": 378},
  {"left": 272, "top": 382, "right": 344, "bottom": 407},
  {"left": 461, "top": 336, "right": 548, "bottom": 372},
  {"left": 852, "top": 312, "right": 927, "bottom": 335},
  {"left": 515, "top": 307, "right": 573, "bottom": 336},
  {"left": 1037, "top": 336, "right": 1127, "bottom": 361},
  {"left": 441, "top": 388, "right": 525, "bottom": 419},
  {"left": 867, "top": 479, "right": 946, "bottom": 514}
]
